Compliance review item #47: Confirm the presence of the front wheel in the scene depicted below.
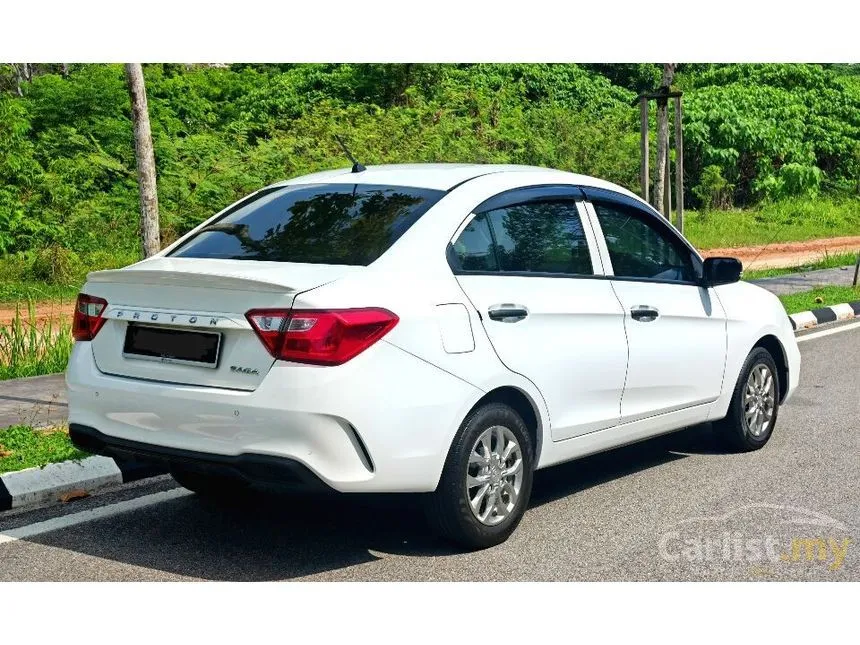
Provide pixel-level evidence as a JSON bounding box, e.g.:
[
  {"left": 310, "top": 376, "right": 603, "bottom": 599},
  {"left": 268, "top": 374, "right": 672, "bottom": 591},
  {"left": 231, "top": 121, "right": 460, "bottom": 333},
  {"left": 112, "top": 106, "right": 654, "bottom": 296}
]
[
  {"left": 424, "top": 402, "right": 534, "bottom": 550},
  {"left": 714, "top": 347, "right": 780, "bottom": 452}
]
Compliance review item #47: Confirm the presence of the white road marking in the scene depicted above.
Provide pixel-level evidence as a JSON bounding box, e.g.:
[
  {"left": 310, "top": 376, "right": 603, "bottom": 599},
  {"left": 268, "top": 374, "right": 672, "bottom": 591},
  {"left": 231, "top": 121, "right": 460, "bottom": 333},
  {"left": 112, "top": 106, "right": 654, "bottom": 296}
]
[
  {"left": 0, "top": 488, "right": 192, "bottom": 545},
  {"left": 797, "top": 320, "right": 860, "bottom": 343}
]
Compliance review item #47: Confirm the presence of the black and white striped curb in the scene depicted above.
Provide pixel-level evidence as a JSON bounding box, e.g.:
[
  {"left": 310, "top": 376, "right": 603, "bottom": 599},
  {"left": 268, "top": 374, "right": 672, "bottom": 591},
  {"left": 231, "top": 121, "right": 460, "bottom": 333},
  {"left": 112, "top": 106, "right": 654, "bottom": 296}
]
[
  {"left": 788, "top": 300, "right": 860, "bottom": 331},
  {"left": 0, "top": 457, "right": 164, "bottom": 511}
]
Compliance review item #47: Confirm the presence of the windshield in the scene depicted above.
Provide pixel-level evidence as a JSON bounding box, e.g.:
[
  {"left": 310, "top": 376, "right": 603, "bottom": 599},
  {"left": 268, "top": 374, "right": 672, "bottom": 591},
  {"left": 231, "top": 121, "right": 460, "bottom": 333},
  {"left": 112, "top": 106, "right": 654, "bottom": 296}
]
[{"left": 169, "top": 183, "right": 445, "bottom": 265}]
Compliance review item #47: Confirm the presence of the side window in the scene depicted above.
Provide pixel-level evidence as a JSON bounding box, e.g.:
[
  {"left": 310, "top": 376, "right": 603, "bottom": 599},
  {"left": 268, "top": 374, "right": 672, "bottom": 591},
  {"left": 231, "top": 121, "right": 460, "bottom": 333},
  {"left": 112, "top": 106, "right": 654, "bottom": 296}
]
[
  {"left": 484, "top": 200, "right": 593, "bottom": 275},
  {"left": 594, "top": 202, "right": 696, "bottom": 283},
  {"left": 451, "top": 213, "right": 498, "bottom": 272}
]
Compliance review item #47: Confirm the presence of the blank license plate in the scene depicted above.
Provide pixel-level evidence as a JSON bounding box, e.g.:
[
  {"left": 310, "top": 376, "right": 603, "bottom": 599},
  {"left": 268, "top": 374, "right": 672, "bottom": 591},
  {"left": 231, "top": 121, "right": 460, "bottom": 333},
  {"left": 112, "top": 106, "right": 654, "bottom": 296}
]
[{"left": 123, "top": 324, "right": 221, "bottom": 368}]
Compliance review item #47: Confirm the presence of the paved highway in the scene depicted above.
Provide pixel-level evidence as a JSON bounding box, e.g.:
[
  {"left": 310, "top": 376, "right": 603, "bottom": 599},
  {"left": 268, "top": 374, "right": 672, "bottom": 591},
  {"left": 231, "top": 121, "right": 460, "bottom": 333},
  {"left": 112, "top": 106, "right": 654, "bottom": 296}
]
[{"left": 1, "top": 323, "right": 858, "bottom": 581}]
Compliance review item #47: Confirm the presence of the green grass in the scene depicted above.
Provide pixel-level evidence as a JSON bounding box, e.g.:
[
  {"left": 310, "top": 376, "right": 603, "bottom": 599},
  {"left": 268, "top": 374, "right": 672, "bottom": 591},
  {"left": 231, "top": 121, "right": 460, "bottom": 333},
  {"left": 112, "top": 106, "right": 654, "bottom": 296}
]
[
  {"left": 685, "top": 198, "right": 860, "bottom": 250},
  {"left": 0, "top": 249, "right": 138, "bottom": 305},
  {"left": 778, "top": 286, "right": 860, "bottom": 315},
  {"left": 0, "top": 424, "right": 89, "bottom": 474},
  {"left": 0, "top": 303, "right": 73, "bottom": 380},
  {"left": 0, "top": 281, "right": 79, "bottom": 304},
  {"left": 743, "top": 252, "right": 859, "bottom": 280}
]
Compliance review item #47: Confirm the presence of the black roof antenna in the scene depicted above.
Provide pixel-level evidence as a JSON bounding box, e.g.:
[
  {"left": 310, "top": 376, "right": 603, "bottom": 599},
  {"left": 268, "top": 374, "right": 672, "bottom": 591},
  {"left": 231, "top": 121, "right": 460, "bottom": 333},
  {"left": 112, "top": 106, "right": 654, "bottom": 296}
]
[{"left": 334, "top": 135, "right": 366, "bottom": 173}]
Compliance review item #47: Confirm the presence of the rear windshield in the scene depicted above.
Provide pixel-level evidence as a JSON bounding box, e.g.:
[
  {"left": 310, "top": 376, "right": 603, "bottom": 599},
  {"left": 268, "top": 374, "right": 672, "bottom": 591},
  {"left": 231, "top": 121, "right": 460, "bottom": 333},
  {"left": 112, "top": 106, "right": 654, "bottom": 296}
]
[{"left": 169, "top": 183, "right": 445, "bottom": 265}]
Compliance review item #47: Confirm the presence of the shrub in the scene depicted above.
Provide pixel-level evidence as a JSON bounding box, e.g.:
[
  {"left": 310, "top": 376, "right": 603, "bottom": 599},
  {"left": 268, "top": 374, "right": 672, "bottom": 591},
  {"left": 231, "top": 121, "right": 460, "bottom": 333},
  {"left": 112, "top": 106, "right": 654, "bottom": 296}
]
[{"left": 28, "top": 246, "right": 84, "bottom": 284}]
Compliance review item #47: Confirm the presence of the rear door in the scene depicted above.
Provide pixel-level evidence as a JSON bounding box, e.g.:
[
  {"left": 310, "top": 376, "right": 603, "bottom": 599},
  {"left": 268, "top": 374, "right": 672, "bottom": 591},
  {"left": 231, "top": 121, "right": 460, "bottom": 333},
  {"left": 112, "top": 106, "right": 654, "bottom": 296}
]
[
  {"left": 450, "top": 186, "right": 628, "bottom": 442},
  {"left": 582, "top": 189, "right": 727, "bottom": 422}
]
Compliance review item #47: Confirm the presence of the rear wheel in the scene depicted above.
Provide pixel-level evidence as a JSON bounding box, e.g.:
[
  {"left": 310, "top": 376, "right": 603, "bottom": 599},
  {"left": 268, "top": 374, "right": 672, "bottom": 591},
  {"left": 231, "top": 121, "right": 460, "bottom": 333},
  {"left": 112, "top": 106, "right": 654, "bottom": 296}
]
[
  {"left": 425, "top": 402, "right": 534, "bottom": 550},
  {"left": 714, "top": 347, "right": 780, "bottom": 452}
]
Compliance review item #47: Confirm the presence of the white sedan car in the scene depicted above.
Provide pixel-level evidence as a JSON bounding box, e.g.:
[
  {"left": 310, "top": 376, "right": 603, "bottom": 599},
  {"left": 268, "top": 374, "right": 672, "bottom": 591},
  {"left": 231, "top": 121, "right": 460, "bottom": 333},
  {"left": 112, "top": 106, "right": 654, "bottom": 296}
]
[{"left": 67, "top": 164, "right": 800, "bottom": 549}]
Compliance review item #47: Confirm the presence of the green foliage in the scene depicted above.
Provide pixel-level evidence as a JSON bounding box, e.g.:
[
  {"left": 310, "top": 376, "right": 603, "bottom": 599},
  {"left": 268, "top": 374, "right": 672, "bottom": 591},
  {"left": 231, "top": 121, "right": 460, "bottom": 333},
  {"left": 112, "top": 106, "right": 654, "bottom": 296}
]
[
  {"left": 693, "top": 165, "right": 734, "bottom": 210},
  {"left": 682, "top": 64, "right": 860, "bottom": 205},
  {"left": 28, "top": 246, "right": 84, "bottom": 284}
]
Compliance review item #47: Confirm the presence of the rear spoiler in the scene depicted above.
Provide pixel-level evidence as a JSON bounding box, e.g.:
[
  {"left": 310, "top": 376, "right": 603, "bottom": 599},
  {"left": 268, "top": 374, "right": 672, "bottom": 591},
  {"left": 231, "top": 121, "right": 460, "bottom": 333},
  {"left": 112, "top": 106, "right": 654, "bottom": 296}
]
[{"left": 86, "top": 268, "right": 298, "bottom": 294}]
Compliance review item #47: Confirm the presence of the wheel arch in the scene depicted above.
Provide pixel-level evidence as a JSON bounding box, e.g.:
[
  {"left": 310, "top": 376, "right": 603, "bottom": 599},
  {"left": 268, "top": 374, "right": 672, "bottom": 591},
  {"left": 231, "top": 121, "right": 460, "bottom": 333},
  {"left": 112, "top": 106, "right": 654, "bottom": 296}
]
[
  {"left": 467, "top": 386, "right": 543, "bottom": 464},
  {"left": 753, "top": 334, "right": 789, "bottom": 403}
]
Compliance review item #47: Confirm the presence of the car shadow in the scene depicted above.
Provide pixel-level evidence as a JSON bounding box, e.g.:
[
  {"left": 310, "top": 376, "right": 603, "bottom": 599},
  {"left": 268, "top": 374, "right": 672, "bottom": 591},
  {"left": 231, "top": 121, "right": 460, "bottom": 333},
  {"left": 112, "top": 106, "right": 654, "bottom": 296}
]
[{"left": 22, "top": 422, "right": 729, "bottom": 580}]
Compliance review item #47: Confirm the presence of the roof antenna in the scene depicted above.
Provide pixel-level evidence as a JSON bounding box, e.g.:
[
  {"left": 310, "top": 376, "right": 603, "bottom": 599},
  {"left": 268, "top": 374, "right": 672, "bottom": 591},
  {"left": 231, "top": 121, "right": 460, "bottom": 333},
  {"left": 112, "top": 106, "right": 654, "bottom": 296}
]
[{"left": 334, "top": 135, "right": 366, "bottom": 173}]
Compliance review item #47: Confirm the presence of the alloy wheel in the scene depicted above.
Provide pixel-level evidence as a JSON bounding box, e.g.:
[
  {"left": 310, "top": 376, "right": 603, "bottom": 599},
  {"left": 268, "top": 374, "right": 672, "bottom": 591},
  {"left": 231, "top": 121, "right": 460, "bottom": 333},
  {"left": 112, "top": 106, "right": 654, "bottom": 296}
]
[
  {"left": 744, "top": 363, "right": 776, "bottom": 438},
  {"left": 466, "top": 425, "right": 524, "bottom": 526}
]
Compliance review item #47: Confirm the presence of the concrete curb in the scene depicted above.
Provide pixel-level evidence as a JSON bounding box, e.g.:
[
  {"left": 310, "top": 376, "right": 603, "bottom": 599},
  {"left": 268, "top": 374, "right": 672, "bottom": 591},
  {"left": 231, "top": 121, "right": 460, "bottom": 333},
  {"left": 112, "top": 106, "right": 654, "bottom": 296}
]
[
  {"left": 0, "top": 456, "right": 164, "bottom": 511},
  {"left": 788, "top": 300, "right": 860, "bottom": 331}
]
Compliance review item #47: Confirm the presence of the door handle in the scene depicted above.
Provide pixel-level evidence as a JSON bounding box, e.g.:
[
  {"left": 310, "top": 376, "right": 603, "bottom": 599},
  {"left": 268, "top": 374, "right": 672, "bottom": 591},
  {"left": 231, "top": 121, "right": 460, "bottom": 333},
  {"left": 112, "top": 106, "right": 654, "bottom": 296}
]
[
  {"left": 488, "top": 304, "right": 529, "bottom": 323},
  {"left": 630, "top": 305, "right": 660, "bottom": 322}
]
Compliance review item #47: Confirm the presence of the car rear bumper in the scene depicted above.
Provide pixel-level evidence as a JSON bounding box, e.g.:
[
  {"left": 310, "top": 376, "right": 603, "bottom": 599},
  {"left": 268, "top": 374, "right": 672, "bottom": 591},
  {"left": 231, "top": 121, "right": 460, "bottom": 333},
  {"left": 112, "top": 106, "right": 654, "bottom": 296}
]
[
  {"left": 66, "top": 340, "right": 483, "bottom": 493},
  {"left": 69, "top": 423, "right": 334, "bottom": 492}
]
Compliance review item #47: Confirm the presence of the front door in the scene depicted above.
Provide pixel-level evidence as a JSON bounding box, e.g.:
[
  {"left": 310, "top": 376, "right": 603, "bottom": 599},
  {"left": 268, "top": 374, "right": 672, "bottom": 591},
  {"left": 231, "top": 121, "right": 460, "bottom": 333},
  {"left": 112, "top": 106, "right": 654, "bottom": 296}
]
[
  {"left": 585, "top": 196, "right": 727, "bottom": 423},
  {"left": 449, "top": 188, "right": 628, "bottom": 441}
]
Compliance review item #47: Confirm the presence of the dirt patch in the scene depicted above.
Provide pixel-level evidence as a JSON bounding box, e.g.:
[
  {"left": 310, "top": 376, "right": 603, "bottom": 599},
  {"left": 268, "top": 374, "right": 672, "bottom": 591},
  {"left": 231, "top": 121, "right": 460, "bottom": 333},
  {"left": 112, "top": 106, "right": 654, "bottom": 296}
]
[
  {"left": 0, "top": 301, "right": 74, "bottom": 327},
  {"left": 702, "top": 236, "right": 860, "bottom": 270}
]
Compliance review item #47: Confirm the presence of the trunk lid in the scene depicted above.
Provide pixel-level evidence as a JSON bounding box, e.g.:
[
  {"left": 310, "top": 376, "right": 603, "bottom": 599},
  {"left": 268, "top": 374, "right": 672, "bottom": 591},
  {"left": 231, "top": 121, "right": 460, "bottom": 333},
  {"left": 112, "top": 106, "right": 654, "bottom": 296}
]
[{"left": 85, "top": 257, "right": 360, "bottom": 391}]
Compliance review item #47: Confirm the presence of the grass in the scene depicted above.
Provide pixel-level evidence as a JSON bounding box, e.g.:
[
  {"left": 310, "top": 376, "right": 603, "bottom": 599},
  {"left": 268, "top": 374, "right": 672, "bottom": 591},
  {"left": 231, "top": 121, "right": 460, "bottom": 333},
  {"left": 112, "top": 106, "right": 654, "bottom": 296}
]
[
  {"left": 743, "top": 252, "right": 859, "bottom": 280},
  {"left": 0, "top": 424, "right": 89, "bottom": 474},
  {"left": 778, "top": 285, "right": 860, "bottom": 315},
  {"left": 685, "top": 198, "right": 860, "bottom": 249},
  {"left": 0, "top": 248, "right": 138, "bottom": 305},
  {"left": 0, "top": 303, "right": 73, "bottom": 380},
  {"left": 0, "top": 281, "right": 79, "bottom": 305}
]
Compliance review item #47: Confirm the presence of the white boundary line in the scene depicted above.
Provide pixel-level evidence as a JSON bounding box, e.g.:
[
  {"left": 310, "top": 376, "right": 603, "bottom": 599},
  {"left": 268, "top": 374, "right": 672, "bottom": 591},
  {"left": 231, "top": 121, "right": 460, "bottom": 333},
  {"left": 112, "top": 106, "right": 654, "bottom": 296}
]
[
  {"left": 796, "top": 320, "right": 860, "bottom": 343},
  {"left": 0, "top": 488, "right": 191, "bottom": 545}
]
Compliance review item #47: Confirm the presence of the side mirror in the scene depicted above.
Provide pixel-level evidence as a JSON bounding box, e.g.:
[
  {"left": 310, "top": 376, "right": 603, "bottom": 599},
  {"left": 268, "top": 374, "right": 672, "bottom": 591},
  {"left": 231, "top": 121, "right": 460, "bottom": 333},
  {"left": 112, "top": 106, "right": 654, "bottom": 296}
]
[{"left": 702, "top": 257, "right": 743, "bottom": 287}]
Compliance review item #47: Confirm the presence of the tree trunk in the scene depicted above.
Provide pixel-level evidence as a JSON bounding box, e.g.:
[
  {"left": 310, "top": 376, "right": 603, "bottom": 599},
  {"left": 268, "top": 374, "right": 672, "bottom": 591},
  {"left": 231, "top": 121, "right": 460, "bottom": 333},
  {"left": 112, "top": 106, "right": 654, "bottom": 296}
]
[
  {"left": 653, "top": 63, "right": 675, "bottom": 216},
  {"left": 124, "top": 63, "right": 160, "bottom": 258}
]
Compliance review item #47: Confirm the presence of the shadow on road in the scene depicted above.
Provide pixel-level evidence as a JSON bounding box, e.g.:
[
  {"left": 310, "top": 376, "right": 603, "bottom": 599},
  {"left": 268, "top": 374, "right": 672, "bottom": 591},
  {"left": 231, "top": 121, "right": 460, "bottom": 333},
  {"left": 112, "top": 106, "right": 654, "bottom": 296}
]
[{"left": 21, "top": 423, "right": 727, "bottom": 580}]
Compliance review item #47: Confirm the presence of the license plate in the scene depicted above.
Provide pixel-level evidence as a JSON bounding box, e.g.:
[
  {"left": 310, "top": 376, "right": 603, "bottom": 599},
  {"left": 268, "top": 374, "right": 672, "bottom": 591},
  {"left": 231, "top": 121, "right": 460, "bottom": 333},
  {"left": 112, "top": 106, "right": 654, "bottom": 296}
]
[{"left": 123, "top": 324, "right": 222, "bottom": 368}]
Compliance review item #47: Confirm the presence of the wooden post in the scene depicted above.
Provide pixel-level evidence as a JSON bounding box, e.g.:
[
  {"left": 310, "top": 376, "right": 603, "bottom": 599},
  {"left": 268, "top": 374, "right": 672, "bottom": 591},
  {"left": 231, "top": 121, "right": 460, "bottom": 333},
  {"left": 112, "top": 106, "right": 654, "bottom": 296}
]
[
  {"left": 124, "top": 63, "right": 161, "bottom": 258},
  {"left": 853, "top": 251, "right": 859, "bottom": 287},
  {"left": 663, "top": 145, "right": 671, "bottom": 217},
  {"left": 674, "top": 95, "right": 684, "bottom": 233},
  {"left": 639, "top": 96, "right": 649, "bottom": 203}
]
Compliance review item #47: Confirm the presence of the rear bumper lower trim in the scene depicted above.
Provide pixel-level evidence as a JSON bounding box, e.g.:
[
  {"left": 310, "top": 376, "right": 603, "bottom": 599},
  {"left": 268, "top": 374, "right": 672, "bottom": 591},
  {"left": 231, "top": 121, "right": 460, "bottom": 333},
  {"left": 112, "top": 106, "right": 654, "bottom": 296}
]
[{"left": 69, "top": 423, "right": 335, "bottom": 493}]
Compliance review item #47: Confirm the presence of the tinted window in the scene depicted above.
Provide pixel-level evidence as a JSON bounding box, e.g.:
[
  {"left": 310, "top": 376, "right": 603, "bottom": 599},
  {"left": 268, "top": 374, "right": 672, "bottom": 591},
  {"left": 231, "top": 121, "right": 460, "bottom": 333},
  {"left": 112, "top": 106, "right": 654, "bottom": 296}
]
[
  {"left": 485, "top": 201, "right": 593, "bottom": 275},
  {"left": 451, "top": 214, "right": 498, "bottom": 271},
  {"left": 170, "top": 183, "right": 444, "bottom": 265},
  {"left": 595, "top": 203, "right": 696, "bottom": 282}
]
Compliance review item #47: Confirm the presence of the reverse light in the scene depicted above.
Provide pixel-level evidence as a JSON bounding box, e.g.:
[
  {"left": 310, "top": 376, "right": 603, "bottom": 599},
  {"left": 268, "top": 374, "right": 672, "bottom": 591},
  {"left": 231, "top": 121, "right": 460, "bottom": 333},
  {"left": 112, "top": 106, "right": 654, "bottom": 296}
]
[
  {"left": 72, "top": 293, "right": 108, "bottom": 341},
  {"left": 245, "top": 308, "right": 399, "bottom": 366}
]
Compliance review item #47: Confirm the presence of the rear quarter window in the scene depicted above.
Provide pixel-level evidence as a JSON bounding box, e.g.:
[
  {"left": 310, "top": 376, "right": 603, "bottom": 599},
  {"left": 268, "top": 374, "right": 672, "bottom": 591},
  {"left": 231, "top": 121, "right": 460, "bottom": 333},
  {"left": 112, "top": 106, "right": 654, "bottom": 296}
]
[{"left": 170, "top": 183, "right": 444, "bottom": 265}]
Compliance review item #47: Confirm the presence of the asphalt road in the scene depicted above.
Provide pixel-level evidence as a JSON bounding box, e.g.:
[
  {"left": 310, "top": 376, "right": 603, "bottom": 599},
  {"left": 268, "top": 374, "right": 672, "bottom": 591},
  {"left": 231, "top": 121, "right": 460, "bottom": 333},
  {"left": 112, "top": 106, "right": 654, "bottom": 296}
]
[{"left": 1, "top": 324, "right": 858, "bottom": 581}]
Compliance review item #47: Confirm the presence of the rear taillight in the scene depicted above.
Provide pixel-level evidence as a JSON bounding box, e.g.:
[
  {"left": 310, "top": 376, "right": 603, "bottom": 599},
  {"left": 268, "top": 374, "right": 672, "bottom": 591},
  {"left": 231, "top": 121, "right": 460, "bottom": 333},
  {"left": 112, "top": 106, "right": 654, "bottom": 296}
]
[
  {"left": 72, "top": 293, "right": 108, "bottom": 341},
  {"left": 245, "top": 308, "right": 399, "bottom": 366}
]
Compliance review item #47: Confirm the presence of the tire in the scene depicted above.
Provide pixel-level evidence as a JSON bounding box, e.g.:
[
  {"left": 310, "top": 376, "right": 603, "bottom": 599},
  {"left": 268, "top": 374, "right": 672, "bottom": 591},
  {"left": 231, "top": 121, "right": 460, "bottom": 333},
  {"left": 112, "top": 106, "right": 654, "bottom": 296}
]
[
  {"left": 713, "top": 347, "right": 781, "bottom": 452},
  {"left": 425, "top": 402, "right": 534, "bottom": 550},
  {"left": 170, "top": 467, "right": 251, "bottom": 502}
]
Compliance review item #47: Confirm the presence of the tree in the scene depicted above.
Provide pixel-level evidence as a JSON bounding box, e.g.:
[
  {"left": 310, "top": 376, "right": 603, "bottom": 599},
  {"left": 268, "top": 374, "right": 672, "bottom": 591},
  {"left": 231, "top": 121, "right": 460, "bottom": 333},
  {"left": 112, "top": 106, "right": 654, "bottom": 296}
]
[
  {"left": 124, "top": 63, "right": 160, "bottom": 257},
  {"left": 653, "top": 63, "right": 675, "bottom": 214}
]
